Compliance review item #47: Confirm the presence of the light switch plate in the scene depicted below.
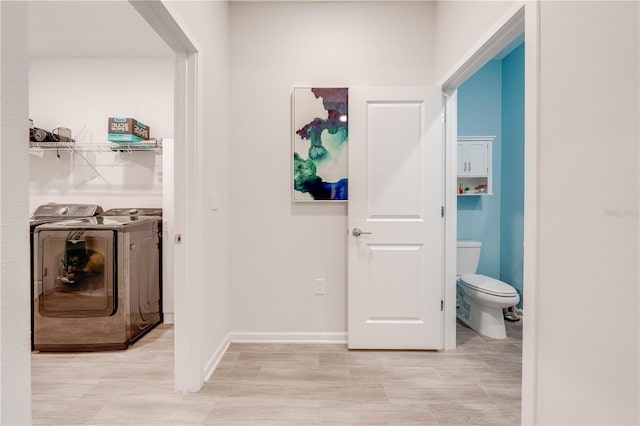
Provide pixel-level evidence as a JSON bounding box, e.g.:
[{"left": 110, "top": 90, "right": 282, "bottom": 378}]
[{"left": 211, "top": 191, "right": 219, "bottom": 211}]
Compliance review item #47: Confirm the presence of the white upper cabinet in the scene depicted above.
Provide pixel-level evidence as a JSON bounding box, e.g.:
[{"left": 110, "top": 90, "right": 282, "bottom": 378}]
[
  {"left": 457, "top": 136, "right": 494, "bottom": 195},
  {"left": 458, "top": 140, "right": 488, "bottom": 176}
]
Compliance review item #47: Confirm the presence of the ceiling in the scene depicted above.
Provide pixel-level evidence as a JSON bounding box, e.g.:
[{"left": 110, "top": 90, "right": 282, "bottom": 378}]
[
  {"left": 29, "top": 1, "right": 522, "bottom": 60},
  {"left": 28, "top": 1, "right": 173, "bottom": 58}
]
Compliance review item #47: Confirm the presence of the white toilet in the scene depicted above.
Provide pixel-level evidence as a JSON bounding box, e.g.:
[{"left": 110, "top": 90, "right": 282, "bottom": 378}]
[{"left": 456, "top": 240, "right": 520, "bottom": 339}]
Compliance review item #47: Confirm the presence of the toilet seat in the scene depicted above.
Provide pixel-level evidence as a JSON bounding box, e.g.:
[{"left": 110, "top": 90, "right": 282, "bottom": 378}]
[{"left": 459, "top": 274, "right": 517, "bottom": 297}]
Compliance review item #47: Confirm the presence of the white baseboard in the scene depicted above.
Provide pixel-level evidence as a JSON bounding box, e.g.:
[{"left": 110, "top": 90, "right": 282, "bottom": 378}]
[
  {"left": 163, "top": 312, "right": 175, "bottom": 324},
  {"left": 202, "top": 331, "right": 347, "bottom": 382},
  {"left": 203, "top": 333, "right": 232, "bottom": 382},
  {"left": 229, "top": 331, "right": 347, "bottom": 344}
]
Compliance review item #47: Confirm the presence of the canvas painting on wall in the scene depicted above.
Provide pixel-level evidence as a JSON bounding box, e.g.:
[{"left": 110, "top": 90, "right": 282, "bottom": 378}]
[{"left": 292, "top": 87, "right": 348, "bottom": 202}]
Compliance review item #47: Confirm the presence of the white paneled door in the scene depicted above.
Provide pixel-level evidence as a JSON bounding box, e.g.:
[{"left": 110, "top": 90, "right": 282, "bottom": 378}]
[{"left": 348, "top": 87, "right": 444, "bottom": 349}]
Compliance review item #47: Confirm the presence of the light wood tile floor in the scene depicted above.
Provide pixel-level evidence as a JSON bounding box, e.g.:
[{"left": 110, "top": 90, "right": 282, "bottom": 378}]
[{"left": 32, "top": 320, "right": 522, "bottom": 425}]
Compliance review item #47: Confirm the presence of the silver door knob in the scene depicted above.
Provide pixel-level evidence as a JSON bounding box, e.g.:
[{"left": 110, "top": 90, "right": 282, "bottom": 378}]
[{"left": 352, "top": 228, "right": 372, "bottom": 237}]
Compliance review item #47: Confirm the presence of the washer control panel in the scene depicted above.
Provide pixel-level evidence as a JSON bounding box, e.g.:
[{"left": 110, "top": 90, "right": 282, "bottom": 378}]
[{"left": 32, "top": 204, "right": 103, "bottom": 219}]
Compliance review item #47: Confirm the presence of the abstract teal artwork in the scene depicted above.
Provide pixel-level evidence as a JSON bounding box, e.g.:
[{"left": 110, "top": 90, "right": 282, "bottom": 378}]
[{"left": 293, "top": 87, "right": 348, "bottom": 201}]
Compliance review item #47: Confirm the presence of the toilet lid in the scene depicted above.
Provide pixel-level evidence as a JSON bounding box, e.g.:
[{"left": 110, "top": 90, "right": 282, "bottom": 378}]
[{"left": 459, "top": 274, "right": 518, "bottom": 297}]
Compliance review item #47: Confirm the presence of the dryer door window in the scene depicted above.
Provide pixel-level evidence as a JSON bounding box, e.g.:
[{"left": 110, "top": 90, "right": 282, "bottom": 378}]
[{"left": 36, "top": 229, "right": 116, "bottom": 318}]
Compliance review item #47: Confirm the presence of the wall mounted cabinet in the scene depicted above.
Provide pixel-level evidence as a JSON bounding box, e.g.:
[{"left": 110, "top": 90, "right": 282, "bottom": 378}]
[{"left": 457, "top": 136, "right": 493, "bottom": 196}]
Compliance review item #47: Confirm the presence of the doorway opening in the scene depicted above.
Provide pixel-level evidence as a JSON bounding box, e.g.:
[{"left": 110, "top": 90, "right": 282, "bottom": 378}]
[
  {"left": 441, "top": 3, "right": 539, "bottom": 423},
  {"left": 27, "top": 0, "right": 202, "bottom": 394},
  {"left": 456, "top": 38, "right": 525, "bottom": 329}
]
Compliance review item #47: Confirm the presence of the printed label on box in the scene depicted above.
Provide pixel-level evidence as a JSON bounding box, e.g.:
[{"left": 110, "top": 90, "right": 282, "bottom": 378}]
[{"left": 108, "top": 117, "right": 150, "bottom": 143}]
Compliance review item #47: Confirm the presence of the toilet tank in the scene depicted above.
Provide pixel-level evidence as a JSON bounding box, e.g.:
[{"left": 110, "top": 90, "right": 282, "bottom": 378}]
[{"left": 457, "top": 240, "right": 482, "bottom": 275}]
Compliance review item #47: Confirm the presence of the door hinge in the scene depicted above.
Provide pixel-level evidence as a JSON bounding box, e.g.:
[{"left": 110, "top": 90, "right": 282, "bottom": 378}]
[
  {"left": 441, "top": 300, "right": 444, "bottom": 311},
  {"left": 441, "top": 206, "right": 445, "bottom": 217}
]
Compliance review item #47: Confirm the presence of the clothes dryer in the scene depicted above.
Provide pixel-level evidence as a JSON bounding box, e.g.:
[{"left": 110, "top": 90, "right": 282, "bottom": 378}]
[
  {"left": 33, "top": 215, "right": 160, "bottom": 351},
  {"left": 101, "top": 208, "right": 163, "bottom": 322}
]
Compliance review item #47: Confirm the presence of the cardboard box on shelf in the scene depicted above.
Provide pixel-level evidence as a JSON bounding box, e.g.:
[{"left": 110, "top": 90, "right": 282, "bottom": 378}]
[{"left": 108, "top": 117, "right": 150, "bottom": 143}]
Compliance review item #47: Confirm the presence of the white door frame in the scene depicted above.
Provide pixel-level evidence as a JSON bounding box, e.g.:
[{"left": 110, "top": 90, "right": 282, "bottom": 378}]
[
  {"left": 438, "top": 3, "right": 539, "bottom": 424},
  {"left": 129, "top": 1, "right": 203, "bottom": 392}
]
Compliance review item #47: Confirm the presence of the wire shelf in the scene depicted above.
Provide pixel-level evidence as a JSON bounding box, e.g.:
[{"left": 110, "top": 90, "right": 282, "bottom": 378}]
[
  {"left": 29, "top": 140, "right": 162, "bottom": 153},
  {"left": 29, "top": 141, "right": 75, "bottom": 150}
]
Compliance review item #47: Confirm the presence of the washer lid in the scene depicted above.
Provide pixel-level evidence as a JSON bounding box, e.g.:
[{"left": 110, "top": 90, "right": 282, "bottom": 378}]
[{"left": 459, "top": 274, "right": 518, "bottom": 297}]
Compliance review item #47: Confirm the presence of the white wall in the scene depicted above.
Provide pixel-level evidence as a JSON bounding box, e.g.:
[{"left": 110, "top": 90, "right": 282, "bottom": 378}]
[
  {"left": 536, "top": 1, "right": 639, "bottom": 424},
  {"left": 229, "top": 1, "right": 435, "bottom": 335},
  {"left": 0, "top": 2, "right": 31, "bottom": 424},
  {"left": 434, "top": 0, "right": 520, "bottom": 84},
  {"left": 437, "top": 1, "right": 639, "bottom": 424},
  {"left": 167, "top": 0, "right": 231, "bottom": 380},
  {"left": 29, "top": 57, "right": 173, "bottom": 213}
]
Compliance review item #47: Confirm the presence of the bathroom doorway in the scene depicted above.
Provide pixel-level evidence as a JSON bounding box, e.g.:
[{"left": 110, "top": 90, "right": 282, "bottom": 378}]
[
  {"left": 441, "top": 3, "right": 539, "bottom": 422},
  {"left": 456, "top": 38, "right": 525, "bottom": 323}
]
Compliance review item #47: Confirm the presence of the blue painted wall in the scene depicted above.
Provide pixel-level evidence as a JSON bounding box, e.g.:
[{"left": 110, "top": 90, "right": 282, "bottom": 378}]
[
  {"left": 457, "top": 60, "right": 502, "bottom": 279},
  {"left": 500, "top": 44, "right": 525, "bottom": 306},
  {"left": 457, "top": 43, "right": 525, "bottom": 306}
]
